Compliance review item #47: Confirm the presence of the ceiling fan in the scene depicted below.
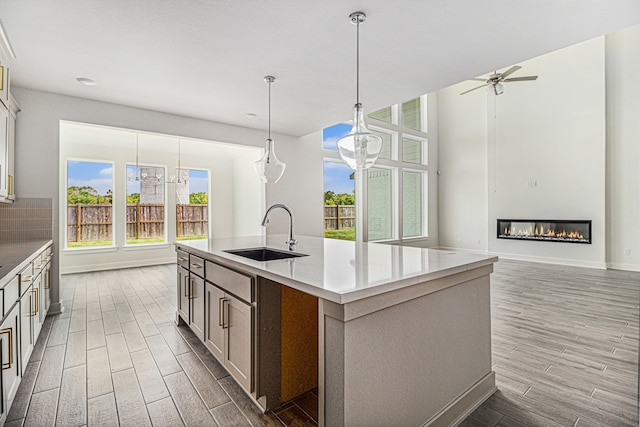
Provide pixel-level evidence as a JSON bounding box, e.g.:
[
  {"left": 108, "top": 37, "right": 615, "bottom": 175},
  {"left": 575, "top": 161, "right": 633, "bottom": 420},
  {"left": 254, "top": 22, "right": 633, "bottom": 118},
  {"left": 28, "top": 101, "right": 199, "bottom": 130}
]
[{"left": 460, "top": 66, "right": 538, "bottom": 96}]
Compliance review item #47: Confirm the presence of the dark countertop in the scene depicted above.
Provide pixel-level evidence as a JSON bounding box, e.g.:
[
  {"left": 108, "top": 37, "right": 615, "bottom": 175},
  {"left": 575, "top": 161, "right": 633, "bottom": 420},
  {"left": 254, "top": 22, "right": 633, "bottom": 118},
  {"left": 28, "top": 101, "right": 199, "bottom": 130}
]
[{"left": 0, "top": 239, "right": 53, "bottom": 286}]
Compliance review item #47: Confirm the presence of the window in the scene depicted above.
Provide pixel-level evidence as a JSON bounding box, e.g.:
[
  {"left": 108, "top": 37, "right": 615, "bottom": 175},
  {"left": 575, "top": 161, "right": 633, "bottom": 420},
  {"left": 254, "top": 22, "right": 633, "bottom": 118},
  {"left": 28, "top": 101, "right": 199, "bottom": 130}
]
[
  {"left": 176, "top": 168, "right": 209, "bottom": 241},
  {"left": 323, "top": 95, "right": 430, "bottom": 243},
  {"left": 323, "top": 159, "right": 355, "bottom": 241},
  {"left": 126, "top": 165, "right": 166, "bottom": 245},
  {"left": 66, "top": 160, "right": 114, "bottom": 248}
]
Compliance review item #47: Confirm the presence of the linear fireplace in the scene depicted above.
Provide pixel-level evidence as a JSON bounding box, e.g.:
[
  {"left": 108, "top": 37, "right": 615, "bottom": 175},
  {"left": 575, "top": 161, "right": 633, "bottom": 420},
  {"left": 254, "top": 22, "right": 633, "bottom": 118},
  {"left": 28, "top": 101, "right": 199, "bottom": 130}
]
[{"left": 497, "top": 219, "right": 591, "bottom": 244}]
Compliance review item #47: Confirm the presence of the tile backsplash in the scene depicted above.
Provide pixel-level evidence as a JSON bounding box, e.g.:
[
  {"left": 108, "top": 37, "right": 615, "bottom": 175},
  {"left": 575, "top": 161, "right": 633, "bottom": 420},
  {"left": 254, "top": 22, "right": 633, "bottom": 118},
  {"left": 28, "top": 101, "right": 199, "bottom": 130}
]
[{"left": 0, "top": 198, "right": 53, "bottom": 241}]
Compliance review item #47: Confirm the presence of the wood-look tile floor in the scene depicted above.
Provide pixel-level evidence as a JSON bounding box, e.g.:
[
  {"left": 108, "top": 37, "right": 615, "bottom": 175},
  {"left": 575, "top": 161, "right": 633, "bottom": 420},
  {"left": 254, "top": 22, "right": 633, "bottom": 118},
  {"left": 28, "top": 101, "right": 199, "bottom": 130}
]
[
  {"left": 6, "top": 264, "right": 316, "bottom": 427},
  {"left": 6, "top": 260, "right": 638, "bottom": 426},
  {"left": 462, "top": 260, "right": 639, "bottom": 427}
]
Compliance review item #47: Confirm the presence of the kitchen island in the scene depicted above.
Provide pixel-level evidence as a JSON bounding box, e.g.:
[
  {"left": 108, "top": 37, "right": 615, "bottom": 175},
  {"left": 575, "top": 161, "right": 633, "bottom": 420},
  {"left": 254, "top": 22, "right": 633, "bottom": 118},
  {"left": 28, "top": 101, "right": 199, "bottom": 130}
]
[{"left": 176, "top": 235, "right": 498, "bottom": 427}]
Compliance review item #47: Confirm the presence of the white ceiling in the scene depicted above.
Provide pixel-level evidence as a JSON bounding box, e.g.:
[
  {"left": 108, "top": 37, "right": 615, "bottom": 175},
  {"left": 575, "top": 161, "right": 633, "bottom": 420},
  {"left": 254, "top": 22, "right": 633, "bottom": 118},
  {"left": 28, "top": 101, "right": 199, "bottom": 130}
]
[{"left": 1, "top": 1, "right": 639, "bottom": 137}]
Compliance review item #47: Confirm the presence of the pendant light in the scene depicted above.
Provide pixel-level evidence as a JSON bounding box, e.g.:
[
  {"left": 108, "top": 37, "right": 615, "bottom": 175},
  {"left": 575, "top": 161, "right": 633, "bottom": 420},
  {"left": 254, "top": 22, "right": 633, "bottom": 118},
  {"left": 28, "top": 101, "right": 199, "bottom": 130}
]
[
  {"left": 337, "top": 11, "right": 382, "bottom": 170},
  {"left": 127, "top": 134, "right": 141, "bottom": 182},
  {"left": 254, "top": 76, "right": 285, "bottom": 183}
]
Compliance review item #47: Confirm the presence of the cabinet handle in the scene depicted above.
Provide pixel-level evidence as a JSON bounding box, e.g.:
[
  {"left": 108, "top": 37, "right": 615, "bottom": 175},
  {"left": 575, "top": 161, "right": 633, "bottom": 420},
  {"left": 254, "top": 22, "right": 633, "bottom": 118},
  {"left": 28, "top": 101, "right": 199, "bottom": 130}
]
[
  {"left": 45, "top": 271, "right": 51, "bottom": 290},
  {"left": 183, "top": 276, "right": 189, "bottom": 297},
  {"left": 177, "top": 257, "right": 188, "bottom": 262},
  {"left": 219, "top": 297, "right": 224, "bottom": 327},
  {"left": 221, "top": 298, "right": 229, "bottom": 329},
  {"left": 32, "top": 287, "right": 39, "bottom": 316},
  {"left": 0, "top": 327, "right": 13, "bottom": 370},
  {"left": 189, "top": 278, "right": 194, "bottom": 299},
  {"left": 21, "top": 275, "right": 32, "bottom": 283}
]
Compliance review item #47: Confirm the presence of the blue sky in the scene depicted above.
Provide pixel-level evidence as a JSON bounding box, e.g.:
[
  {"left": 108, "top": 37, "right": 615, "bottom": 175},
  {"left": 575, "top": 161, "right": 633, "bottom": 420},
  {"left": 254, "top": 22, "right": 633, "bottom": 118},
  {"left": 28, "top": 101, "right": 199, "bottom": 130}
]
[
  {"left": 323, "top": 123, "right": 354, "bottom": 195},
  {"left": 68, "top": 161, "right": 208, "bottom": 195}
]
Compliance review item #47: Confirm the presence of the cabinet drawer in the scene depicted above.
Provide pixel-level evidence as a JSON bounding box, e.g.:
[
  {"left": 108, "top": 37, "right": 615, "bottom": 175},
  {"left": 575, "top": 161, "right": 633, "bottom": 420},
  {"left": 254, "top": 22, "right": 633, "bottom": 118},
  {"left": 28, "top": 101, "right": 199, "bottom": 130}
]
[
  {"left": 189, "top": 255, "right": 205, "bottom": 277},
  {"left": 2, "top": 274, "right": 19, "bottom": 316},
  {"left": 205, "top": 261, "right": 253, "bottom": 303},
  {"left": 19, "top": 263, "right": 34, "bottom": 296},
  {"left": 177, "top": 249, "right": 189, "bottom": 269}
]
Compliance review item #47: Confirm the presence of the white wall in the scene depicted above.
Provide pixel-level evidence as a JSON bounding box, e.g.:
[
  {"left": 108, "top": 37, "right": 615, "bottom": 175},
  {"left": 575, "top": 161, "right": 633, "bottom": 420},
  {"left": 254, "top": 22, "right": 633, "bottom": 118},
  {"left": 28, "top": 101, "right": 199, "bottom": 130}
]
[
  {"left": 12, "top": 87, "right": 308, "bottom": 311},
  {"left": 59, "top": 122, "right": 264, "bottom": 273},
  {"left": 437, "top": 37, "right": 608, "bottom": 268},
  {"left": 605, "top": 25, "right": 640, "bottom": 271}
]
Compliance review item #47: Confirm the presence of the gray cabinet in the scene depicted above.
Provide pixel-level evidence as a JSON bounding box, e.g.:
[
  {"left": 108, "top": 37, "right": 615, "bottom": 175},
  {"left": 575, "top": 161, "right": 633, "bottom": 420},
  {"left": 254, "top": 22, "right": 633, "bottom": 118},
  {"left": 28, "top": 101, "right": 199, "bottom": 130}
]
[
  {"left": 190, "top": 275, "right": 205, "bottom": 341},
  {"left": 177, "top": 266, "right": 189, "bottom": 321},
  {"left": 205, "top": 283, "right": 224, "bottom": 360},
  {"left": 224, "top": 294, "right": 252, "bottom": 391}
]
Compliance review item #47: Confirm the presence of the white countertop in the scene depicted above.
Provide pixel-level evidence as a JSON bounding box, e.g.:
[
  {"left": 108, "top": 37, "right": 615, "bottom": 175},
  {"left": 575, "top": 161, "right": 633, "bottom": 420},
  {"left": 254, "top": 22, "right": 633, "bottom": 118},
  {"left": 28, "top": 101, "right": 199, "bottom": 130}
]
[{"left": 176, "top": 235, "right": 498, "bottom": 304}]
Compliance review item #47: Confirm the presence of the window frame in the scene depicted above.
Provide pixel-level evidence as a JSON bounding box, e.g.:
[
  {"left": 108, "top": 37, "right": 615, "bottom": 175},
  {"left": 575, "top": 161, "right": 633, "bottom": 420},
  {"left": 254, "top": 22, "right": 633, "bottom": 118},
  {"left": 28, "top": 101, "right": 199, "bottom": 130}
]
[
  {"left": 174, "top": 166, "right": 211, "bottom": 242},
  {"left": 124, "top": 162, "right": 168, "bottom": 247},
  {"left": 64, "top": 157, "right": 116, "bottom": 251},
  {"left": 323, "top": 94, "right": 431, "bottom": 244}
]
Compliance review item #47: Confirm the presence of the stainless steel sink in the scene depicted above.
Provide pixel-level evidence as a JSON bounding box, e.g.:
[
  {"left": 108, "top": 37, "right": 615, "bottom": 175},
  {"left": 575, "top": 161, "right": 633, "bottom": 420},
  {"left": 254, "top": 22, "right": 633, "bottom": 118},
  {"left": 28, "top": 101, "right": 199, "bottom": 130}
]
[{"left": 223, "top": 247, "right": 308, "bottom": 262}]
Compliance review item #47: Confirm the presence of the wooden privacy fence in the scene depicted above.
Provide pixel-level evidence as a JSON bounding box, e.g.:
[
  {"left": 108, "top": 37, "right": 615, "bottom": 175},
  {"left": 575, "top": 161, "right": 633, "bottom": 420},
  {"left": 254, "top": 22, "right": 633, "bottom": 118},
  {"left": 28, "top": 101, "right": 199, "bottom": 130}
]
[
  {"left": 324, "top": 205, "right": 355, "bottom": 230},
  {"left": 67, "top": 204, "right": 208, "bottom": 242}
]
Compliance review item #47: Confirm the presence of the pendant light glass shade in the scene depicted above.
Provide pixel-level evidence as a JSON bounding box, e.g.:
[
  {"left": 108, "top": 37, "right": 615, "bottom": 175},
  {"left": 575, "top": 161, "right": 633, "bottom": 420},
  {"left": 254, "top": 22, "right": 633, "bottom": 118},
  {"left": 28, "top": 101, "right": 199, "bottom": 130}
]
[
  {"left": 254, "top": 138, "right": 285, "bottom": 183},
  {"left": 337, "top": 11, "right": 382, "bottom": 170},
  {"left": 337, "top": 103, "right": 382, "bottom": 169},
  {"left": 254, "top": 76, "right": 285, "bottom": 183}
]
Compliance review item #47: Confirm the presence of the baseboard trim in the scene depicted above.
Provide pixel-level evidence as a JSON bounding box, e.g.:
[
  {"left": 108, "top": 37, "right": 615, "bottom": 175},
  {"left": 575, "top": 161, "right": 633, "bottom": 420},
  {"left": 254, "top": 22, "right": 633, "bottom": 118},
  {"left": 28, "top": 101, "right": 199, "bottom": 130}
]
[
  {"left": 61, "top": 257, "right": 176, "bottom": 274},
  {"left": 607, "top": 262, "right": 640, "bottom": 272},
  {"left": 488, "top": 252, "right": 606, "bottom": 269},
  {"left": 424, "top": 371, "right": 496, "bottom": 427},
  {"left": 47, "top": 301, "right": 63, "bottom": 315}
]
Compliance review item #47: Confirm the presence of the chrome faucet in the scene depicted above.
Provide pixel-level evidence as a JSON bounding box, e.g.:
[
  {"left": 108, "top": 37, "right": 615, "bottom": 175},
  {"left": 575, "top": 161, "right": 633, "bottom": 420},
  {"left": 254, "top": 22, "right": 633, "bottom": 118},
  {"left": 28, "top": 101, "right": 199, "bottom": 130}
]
[{"left": 261, "top": 204, "right": 297, "bottom": 251}]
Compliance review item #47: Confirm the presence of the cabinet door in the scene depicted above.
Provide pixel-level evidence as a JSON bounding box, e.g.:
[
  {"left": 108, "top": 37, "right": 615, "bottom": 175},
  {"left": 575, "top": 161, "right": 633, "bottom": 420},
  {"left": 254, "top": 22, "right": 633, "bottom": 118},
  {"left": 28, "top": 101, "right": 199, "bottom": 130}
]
[
  {"left": 224, "top": 296, "right": 252, "bottom": 392},
  {"left": 204, "top": 283, "right": 224, "bottom": 360},
  {"left": 1, "top": 302, "right": 20, "bottom": 415},
  {"left": 6, "top": 100, "right": 15, "bottom": 200},
  {"left": 43, "top": 263, "right": 51, "bottom": 315},
  {"left": 19, "top": 284, "right": 33, "bottom": 371},
  {"left": 190, "top": 275, "right": 205, "bottom": 341},
  {"left": 31, "top": 274, "right": 42, "bottom": 341},
  {"left": 0, "top": 105, "right": 7, "bottom": 199},
  {"left": 177, "top": 266, "right": 189, "bottom": 322}
]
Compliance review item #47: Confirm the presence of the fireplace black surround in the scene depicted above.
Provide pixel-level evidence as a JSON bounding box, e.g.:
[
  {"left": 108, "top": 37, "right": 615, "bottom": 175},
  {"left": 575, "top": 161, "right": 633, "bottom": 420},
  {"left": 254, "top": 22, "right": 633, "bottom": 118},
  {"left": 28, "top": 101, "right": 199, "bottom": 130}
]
[{"left": 497, "top": 219, "right": 591, "bottom": 244}]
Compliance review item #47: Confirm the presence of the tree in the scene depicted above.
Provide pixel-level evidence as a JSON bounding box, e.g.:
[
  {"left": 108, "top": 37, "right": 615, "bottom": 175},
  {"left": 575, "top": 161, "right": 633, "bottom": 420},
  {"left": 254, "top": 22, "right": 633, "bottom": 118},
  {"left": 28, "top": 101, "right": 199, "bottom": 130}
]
[
  {"left": 68, "top": 186, "right": 113, "bottom": 204},
  {"left": 324, "top": 191, "right": 354, "bottom": 205},
  {"left": 190, "top": 192, "right": 208, "bottom": 204},
  {"left": 127, "top": 193, "right": 140, "bottom": 204}
]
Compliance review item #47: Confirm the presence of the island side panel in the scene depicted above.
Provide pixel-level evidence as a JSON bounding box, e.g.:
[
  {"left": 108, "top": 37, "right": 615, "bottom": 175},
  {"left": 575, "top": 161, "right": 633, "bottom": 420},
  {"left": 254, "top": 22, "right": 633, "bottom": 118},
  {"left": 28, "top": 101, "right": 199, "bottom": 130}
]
[{"left": 319, "top": 267, "right": 495, "bottom": 427}]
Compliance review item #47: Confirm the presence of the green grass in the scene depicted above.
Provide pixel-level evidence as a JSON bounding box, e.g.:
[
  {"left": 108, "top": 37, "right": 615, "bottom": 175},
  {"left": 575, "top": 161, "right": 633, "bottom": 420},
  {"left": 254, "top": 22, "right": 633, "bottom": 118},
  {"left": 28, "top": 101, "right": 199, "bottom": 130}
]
[
  {"left": 324, "top": 228, "right": 355, "bottom": 241},
  {"left": 176, "top": 235, "right": 208, "bottom": 241},
  {"left": 126, "top": 237, "right": 166, "bottom": 245},
  {"left": 67, "top": 240, "right": 113, "bottom": 248}
]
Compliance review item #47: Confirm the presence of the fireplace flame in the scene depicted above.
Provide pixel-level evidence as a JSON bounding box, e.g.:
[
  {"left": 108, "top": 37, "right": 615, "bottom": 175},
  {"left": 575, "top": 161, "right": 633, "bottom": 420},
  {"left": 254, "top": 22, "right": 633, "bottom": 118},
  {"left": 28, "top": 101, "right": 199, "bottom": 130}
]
[{"left": 503, "top": 226, "right": 585, "bottom": 240}]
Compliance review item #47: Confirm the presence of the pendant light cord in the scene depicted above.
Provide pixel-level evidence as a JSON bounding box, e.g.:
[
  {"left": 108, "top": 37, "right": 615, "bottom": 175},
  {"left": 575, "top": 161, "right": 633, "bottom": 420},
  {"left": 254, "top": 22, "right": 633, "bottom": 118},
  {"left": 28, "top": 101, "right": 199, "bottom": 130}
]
[
  {"left": 356, "top": 17, "right": 360, "bottom": 105},
  {"left": 268, "top": 79, "right": 272, "bottom": 140}
]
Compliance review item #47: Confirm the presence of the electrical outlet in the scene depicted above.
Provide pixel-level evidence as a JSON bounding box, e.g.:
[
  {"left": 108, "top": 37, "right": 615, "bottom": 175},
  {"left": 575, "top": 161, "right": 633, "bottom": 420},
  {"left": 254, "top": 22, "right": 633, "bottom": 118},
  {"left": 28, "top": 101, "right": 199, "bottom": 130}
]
[{"left": 624, "top": 248, "right": 631, "bottom": 256}]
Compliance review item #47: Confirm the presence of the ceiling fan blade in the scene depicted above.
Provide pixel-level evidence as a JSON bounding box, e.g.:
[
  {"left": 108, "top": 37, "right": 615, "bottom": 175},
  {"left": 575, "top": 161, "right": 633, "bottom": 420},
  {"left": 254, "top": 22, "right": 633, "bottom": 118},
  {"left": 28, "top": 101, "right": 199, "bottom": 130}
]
[
  {"left": 460, "top": 84, "right": 488, "bottom": 95},
  {"left": 503, "top": 76, "right": 538, "bottom": 82},
  {"left": 471, "top": 78, "right": 487, "bottom": 82},
  {"left": 500, "top": 65, "right": 522, "bottom": 78}
]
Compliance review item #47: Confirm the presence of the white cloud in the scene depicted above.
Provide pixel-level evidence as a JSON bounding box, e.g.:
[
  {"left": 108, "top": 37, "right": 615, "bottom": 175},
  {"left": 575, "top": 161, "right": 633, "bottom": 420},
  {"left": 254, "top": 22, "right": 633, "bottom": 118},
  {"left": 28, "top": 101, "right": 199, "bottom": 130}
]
[
  {"left": 323, "top": 137, "right": 340, "bottom": 150},
  {"left": 99, "top": 166, "right": 113, "bottom": 176},
  {"left": 68, "top": 178, "right": 112, "bottom": 195}
]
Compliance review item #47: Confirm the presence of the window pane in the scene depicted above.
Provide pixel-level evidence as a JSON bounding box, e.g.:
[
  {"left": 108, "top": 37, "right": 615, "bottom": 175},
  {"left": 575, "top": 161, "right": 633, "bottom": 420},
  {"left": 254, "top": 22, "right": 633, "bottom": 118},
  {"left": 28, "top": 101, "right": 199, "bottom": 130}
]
[
  {"left": 66, "top": 161, "right": 113, "bottom": 248},
  {"left": 176, "top": 169, "right": 209, "bottom": 241},
  {"left": 402, "top": 171, "right": 423, "bottom": 237},
  {"left": 126, "top": 165, "right": 166, "bottom": 245},
  {"left": 368, "top": 167, "right": 393, "bottom": 241},
  {"left": 322, "top": 123, "right": 351, "bottom": 152},
  {"left": 368, "top": 106, "right": 393, "bottom": 123},
  {"left": 323, "top": 161, "right": 355, "bottom": 240},
  {"left": 371, "top": 129, "right": 393, "bottom": 160},
  {"left": 402, "top": 136, "right": 425, "bottom": 164},
  {"left": 401, "top": 98, "right": 422, "bottom": 131}
]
